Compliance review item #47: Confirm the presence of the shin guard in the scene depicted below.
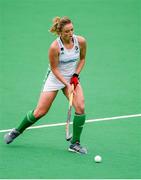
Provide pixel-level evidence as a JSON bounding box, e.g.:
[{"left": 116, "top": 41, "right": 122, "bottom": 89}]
[
  {"left": 17, "top": 110, "right": 38, "bottom": 133},
  {"left": 71, "top": 114, "right": 86, "bottom": 144}
]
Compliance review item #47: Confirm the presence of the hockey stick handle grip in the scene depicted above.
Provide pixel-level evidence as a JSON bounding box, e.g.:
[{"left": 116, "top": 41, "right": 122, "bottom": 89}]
[{"left": 69, "top": 84, "right": 74, "bottom": 107}]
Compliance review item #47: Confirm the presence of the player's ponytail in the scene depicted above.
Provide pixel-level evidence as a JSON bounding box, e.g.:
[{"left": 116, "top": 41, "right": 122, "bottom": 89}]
[
  {"left": 49, "top": 16, "right": 72, "bottom": 35},
  {"left": 49, "top": 16, "right": 61, "bottom": 35}
]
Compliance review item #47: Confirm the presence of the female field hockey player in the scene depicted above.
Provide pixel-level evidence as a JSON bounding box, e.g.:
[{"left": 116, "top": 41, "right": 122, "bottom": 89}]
[{"left": 4, "top": 16, "right": 87, "bottom": 154}]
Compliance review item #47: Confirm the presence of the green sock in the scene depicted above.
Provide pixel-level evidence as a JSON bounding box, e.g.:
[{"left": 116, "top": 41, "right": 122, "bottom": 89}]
[
  {"left": 17, "top": 110, "right": 38, "bottom": 133},
  {"left": 71, "top": 114, "right": 86, "bottom": 144}
]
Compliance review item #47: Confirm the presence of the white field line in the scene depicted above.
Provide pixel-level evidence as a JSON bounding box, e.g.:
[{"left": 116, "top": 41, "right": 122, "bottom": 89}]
[{"left": 0, "top": 113, "right": 141, "bottom": 133}]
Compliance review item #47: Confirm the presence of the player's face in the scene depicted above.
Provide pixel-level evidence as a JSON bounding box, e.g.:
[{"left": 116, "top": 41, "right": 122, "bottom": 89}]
[{"left": 61, "top": 23, "right": 74, "bottom": 40}]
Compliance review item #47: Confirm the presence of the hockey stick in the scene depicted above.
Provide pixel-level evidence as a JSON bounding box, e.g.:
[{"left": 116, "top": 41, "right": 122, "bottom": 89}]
[{"left": 66, "top": 84, "right": 74, "bottom": 141}]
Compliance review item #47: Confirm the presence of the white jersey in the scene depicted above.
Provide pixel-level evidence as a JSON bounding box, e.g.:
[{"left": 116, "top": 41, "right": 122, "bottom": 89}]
[{"left": 42, "top": 35, "right": 80, "bottom": 92}]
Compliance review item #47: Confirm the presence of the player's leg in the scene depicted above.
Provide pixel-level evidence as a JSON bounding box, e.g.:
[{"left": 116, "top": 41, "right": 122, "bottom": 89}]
[
  {"left": 4, "top": 91, "right": 58, "bottom": 144},
  {"left": 17, "top": 91, "right": 58, "bottom": 133},
  {"left": 63, "top": 84, "right": 87, "bottom": 154}
]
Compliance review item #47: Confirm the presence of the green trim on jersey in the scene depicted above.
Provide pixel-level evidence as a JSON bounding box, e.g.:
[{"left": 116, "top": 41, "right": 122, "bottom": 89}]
[{"left": 41, "top": 66, "right": 51, "bottom": 91}]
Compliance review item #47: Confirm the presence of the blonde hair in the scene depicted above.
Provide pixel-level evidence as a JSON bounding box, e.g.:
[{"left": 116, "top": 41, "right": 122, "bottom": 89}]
[{"left": 49, "top": 16, "right": 72, "bottom": 35}]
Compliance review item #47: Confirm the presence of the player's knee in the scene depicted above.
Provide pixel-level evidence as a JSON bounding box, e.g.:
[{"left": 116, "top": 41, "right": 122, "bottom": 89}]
[
  {"left": 78, "top": 107, "right": 85, "bottom": 114},
  {"left": 34, "top": 108, "right": 47, "bottom": 119},
  {"left": 75, "top": 102, "right": 85, "bottom": 114}
]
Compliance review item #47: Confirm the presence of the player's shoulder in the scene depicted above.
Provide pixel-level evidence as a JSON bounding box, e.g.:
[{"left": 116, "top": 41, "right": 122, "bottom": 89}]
[
  {"left": 76, "top": 35, "right": 86, "bottom": 48},
  {"left": 76, "top": 35, "right": 86, "bottom": 46},
  {"left": 49, "top": 39, "right": 59, "bottom": 52},
  {"left": 50, "top": 39, "right": 59, "bottom": 49}
]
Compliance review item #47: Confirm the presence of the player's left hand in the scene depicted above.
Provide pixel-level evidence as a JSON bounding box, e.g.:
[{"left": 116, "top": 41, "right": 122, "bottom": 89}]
[{"left": 70, "top": 73, "right": 79, "bottom": 89}]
